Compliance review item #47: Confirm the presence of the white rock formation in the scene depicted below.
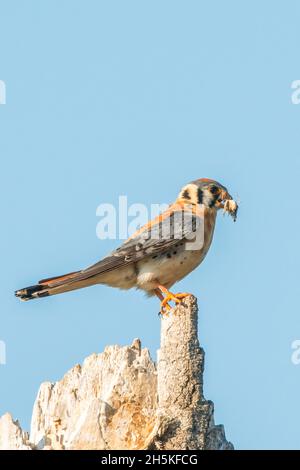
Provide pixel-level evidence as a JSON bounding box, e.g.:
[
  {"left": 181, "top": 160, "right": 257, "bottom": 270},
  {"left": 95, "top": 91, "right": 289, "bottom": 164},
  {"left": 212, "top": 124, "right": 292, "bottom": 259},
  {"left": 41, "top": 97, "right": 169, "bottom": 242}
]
[
  {"left": 30, "top": 339, "right": 157, "bottom": 450},
  {"left": 0, "top": 413, "right": 32, "bottom": 450},
  {"left": 0, "top": 296, "right": 233, "bottom": 450}
]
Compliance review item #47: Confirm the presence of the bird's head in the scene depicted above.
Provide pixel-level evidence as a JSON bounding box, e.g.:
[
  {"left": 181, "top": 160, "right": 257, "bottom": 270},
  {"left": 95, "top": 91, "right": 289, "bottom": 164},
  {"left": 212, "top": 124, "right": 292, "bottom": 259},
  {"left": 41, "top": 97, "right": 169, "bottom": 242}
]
[{"left": 177, "top": 178, "right": 238, "bottom": 221}]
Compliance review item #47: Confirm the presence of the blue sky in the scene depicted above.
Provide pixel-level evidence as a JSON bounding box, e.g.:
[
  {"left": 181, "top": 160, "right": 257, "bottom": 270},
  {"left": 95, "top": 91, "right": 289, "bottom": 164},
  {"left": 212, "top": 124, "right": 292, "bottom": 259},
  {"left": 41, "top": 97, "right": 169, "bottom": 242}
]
[{"left": 1, "top": 1, "right": 300, "bottom": 449}]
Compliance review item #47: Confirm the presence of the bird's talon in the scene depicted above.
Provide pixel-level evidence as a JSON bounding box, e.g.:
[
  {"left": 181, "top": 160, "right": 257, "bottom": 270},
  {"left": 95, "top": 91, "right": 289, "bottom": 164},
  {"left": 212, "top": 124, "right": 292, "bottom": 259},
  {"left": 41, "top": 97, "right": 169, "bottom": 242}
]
[
  {"left": 173, "top": 292, "right": 190, "bottom": 301},
  {"left": 160, "top": 299, "right": 172, "bottom": 316},
  {"left": 158, "top": 291, "right": 191, "bottom": 316}
]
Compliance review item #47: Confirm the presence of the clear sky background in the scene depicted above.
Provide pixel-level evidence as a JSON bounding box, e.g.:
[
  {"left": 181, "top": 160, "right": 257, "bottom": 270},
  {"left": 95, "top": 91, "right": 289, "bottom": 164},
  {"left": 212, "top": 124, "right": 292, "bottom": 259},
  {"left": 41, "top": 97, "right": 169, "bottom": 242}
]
[{"left": 1, "top": 1, "right": 300, "bottom": 450}]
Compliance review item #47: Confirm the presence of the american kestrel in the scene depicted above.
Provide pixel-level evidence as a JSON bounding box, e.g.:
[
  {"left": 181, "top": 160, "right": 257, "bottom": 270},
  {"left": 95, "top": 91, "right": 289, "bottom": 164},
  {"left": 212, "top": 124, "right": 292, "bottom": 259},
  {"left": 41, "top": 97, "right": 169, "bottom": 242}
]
[{"left": 15, "top": 178, "right": 238, "bottom": 314}]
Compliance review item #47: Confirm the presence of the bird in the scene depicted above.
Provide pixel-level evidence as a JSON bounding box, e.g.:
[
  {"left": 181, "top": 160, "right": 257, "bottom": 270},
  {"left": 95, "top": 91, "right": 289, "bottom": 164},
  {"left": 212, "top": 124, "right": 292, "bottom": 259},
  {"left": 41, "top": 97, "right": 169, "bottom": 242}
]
[{"left": 15, "top": 178, "right": 238, "bottom": 314}]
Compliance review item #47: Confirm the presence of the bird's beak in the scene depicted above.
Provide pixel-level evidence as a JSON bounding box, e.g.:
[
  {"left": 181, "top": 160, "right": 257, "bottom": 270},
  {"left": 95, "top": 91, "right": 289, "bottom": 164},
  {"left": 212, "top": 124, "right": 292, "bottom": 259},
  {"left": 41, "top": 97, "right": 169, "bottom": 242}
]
[
  {"left": 215, "top": 190, "right": 231, "bottom": 209},
  {"left": 222, "top": 190, "right": 233, "bottom": 202}
]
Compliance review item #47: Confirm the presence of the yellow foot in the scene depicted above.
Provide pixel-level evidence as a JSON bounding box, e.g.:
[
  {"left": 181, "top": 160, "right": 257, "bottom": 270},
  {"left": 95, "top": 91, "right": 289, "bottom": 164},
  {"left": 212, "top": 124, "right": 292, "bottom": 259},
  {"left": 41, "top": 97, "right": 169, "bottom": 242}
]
[
  {"left": 172, "top": 292, "right": 191, "bottom": 301},
  {"left": 160, "top": 292, "right": 191, "bottom": 315},
  {"left": 159, "top": 300, "right": 172, "bottom": 316}
]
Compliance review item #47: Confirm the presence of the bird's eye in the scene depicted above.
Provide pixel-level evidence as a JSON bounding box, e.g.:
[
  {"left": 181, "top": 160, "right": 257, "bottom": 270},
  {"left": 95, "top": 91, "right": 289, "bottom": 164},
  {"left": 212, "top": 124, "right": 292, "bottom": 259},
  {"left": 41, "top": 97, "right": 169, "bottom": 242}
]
[{"left": 210, "top": 185, "right": 219, "bottom": 194}]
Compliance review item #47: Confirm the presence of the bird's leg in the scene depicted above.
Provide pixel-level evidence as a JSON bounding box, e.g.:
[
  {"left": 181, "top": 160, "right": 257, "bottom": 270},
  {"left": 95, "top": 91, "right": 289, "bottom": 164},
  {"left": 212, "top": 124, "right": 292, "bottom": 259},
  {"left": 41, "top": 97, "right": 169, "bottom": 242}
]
[
  {"left": 154, "top": 288, "right": 171, "bottom": 316},
  {"left": 157, "top": 285, "right": 191, "bottom": 302},
  {"left": 156, "top": 285, "right": 191, "bottom": 315},
  {"left": 154, "top": 288, "right": 164, "bottom": 301}
]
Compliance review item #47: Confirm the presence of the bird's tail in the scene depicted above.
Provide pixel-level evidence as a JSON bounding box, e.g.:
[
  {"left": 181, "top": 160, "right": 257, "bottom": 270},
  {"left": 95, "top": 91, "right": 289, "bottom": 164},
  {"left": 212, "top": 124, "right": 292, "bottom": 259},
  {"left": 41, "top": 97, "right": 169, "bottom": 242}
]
[{"left": 15, "top": 270, "right": 85, "bottom": 301}]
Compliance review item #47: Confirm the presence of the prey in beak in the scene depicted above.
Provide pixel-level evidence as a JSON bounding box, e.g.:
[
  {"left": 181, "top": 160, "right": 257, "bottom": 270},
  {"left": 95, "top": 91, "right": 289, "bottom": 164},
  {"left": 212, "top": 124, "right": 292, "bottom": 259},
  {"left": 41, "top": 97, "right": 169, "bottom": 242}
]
[
  {"left": 223, "top": 199, "right": 238, "bottom": 222},
  {"left": 217, "top": 190, "right": 239, "bottom": 222}
]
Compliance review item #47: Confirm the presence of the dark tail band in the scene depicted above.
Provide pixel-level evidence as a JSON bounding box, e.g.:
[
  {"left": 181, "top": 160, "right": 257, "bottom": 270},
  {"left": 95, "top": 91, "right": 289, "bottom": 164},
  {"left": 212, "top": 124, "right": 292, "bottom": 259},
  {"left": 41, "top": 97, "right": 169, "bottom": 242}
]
[{"left": 15, "top": 285, "right": 50, "bottom": 301}]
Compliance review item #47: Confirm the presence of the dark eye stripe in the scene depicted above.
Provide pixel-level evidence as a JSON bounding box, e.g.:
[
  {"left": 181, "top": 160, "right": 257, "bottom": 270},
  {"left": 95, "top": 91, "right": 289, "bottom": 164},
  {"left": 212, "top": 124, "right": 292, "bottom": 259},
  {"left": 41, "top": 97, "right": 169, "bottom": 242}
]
[
  {"left": 209, "top": 193, "right": 219, "bottom": 208},
  {"left": 197, "top": 188, "right": 203, "bottom": 204}
]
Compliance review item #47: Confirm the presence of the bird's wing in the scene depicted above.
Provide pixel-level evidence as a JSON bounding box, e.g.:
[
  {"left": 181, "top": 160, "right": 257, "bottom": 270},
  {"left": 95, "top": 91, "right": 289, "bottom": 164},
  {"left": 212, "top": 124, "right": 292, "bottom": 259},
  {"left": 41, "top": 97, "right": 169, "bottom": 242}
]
[{"left": 44, "top": 203, "right": 204, "bottom": 288}]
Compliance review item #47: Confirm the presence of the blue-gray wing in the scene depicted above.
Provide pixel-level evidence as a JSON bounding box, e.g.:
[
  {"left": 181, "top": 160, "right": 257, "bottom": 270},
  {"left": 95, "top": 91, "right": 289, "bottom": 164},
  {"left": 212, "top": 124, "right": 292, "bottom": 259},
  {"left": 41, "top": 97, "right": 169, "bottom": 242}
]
[{"left": 46, "top": 209, "right": 203, "bottom": 287}]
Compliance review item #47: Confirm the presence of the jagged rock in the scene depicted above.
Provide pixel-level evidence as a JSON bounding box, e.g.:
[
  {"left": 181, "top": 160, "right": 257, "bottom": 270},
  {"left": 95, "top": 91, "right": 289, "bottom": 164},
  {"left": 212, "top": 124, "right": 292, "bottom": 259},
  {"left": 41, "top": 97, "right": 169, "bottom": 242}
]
[
  {"left": 30, "top": 341, "right": 157, "bottom": 450},
  {"left": 0, "top": 296, "right": 233, "bottom": 450},
  {"left": 0, "top": 413, "right": 32, "bottom": 450}
]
